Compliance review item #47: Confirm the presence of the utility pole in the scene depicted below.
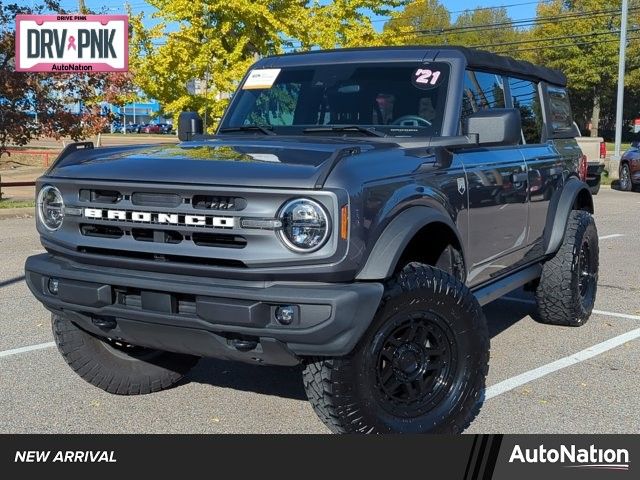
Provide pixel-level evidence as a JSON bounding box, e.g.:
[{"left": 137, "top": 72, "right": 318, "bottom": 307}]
[{"left": 613, "top": 0, "right": 629, "bottom": 167}]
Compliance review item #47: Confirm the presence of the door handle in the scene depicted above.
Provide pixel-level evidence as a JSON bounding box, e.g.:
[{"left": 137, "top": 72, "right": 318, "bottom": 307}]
[{"left": 512, "top": 172, "right": 528, "bottom": 183}]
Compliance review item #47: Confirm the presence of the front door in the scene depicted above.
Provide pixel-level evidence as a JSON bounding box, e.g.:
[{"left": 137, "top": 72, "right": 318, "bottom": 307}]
[{"left": 461, "top": 148, "right": 529, "bottom": 286}]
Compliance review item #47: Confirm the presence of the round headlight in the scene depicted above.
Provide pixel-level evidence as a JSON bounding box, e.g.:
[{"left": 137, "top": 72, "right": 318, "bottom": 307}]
[
  {"left": 37, "top": 185, "right": 64, "bottom": 231},
  {"left": 278, "top": 199, "right": 330, "bottom": 252}
]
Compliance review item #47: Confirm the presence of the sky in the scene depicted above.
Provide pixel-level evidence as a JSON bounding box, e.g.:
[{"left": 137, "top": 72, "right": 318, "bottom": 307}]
[{"left": 45, "top": 0, "right": 541, "bottom": 31}]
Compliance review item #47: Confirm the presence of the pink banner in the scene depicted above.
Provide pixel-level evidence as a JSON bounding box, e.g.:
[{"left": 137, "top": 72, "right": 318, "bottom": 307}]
[{"left": 15, "top": 14, "right": 129, "bottom": 73}]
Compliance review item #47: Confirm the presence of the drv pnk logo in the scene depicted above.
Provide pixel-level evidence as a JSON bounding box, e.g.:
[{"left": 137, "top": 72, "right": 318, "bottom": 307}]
[{"left": 15, "top": 14, "right": 128, "bottom": 72}]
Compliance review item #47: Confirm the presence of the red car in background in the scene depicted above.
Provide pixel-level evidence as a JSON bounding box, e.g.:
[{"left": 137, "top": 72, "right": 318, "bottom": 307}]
[
  {"left": 620, "top": 141, "right": 640, "bottom": 191},
  {"left": 141, "top": 123, "right": 161, "bottom": 134}
]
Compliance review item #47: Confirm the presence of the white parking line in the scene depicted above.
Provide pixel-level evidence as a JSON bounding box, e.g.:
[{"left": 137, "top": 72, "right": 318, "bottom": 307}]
[
  {"left": 599, "top": 234, "right": 625, "bottom": 240},
  {"left": 0, "top": 342, "right": 55, "bottom": 359},
  {"left": 486, "top": 327, "right": 640, "bottom": 399}
]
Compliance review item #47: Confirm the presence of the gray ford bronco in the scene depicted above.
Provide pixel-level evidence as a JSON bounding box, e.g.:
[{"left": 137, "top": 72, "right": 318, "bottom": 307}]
[{"left": 25, "top": 46, "right": 598, "bottom": 434}]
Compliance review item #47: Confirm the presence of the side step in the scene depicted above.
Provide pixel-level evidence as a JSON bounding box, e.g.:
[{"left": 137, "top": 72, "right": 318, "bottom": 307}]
[{"left": 472, "top": 264, "right": 542, "bottom": 307}]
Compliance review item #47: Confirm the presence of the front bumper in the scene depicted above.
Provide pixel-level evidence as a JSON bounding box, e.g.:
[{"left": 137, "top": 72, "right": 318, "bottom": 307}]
[{"left": 25, "top": 254, "right": 383, "bottom": 366}]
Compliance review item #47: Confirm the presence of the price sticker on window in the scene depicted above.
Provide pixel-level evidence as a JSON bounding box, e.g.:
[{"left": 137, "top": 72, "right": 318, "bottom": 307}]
[
  {"left": 412, "top": 68, "right": 442, "bottom": 89},
  {"left": 242, "top": 68, "right": 281, "bottom": 90}
]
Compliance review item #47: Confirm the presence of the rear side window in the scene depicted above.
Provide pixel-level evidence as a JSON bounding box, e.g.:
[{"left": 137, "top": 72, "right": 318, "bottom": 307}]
[
  {"left": 508, "top": 78, "right": 543, "bottom": 144},
  {"left": 547, "top": 86, "right": 574, "bottom": 134},
  {"left": 461, "top": 71, "right": 505, "bottom": 119}
]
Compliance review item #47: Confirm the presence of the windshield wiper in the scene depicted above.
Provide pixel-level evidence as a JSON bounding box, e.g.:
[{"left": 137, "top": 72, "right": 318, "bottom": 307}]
[
  {"left": 302, "top": 125, "right": 386, "bottom": 137},
  {"left": 218, "top": 125, "right": 275, "bottom": 135}
]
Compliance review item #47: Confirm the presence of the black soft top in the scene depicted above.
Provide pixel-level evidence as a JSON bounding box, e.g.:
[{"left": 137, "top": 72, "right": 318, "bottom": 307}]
[
  {"left": 261, "top": 45, "right": 566, "bottom": 87},
  {"left": 434, "top": 46, "right": 566, "bottom": 86}
]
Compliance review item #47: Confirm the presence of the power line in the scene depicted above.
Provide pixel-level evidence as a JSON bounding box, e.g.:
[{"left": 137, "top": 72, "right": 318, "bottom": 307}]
[
  {"left": 282, "top": 7, "right": 636, "bottom": 49},
  {"left": 492, "top": 34, "right": 640, "bottom": 55},
  {"left": 368, "top": 0, "right": 555, "bottom": 24},
  {"left": 398, "top": 7, "right": 638, "bottom": 37},
  {"left": 472, "top": 27, "right": 640, "bottom": 50}
]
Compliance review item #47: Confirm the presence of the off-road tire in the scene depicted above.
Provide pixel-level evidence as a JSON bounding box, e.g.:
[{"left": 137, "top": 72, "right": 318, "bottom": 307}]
[
  {"left": 303, "top": 263, "right": 489, "bottom": 434},
  {"left": 534, "top": 210, "right": 598, "bottom": 326},
  {"left": 53, "top": 314, "right": 200, "bottom": 395},
  {"left": 590, "top": 181, "right": 601, "bottom": 195}
]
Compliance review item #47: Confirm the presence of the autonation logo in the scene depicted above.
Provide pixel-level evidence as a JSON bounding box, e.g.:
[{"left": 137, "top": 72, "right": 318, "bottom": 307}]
[{"left": 509, "top": 444, "right": 630, "bottom": 471}]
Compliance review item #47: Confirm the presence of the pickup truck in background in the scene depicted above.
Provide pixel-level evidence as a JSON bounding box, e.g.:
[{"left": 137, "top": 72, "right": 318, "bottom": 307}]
[{"left": 575, "top": 134, "right": 607, "bottom": 195}]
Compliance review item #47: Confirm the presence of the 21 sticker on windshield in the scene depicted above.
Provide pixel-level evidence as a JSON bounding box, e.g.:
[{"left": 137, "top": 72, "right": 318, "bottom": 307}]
[{"left": 412, "top": 68, "right": 442, "bottom": 89}]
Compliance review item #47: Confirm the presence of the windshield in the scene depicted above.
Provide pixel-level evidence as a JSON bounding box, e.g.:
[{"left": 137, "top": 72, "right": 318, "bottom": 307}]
[{"left": 219, "top": 62, "right": 451, "bottom": 137}]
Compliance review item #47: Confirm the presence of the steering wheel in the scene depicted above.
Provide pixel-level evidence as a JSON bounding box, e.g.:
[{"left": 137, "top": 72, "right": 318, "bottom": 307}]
[{"left": 391, "top": 115, "right": 432, "bottom": 127}]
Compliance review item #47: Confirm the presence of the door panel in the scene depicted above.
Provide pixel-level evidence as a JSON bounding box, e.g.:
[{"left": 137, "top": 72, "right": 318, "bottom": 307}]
[
  {"left": 459, "top": 148, "right": 529, "bottom": 286},
  {"left": 521, "top": 144, "right": 565, "bottom": 251}
]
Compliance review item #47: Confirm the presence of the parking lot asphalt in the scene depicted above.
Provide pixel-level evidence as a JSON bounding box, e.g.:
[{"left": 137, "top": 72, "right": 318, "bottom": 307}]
[{"left": 1, "top": 187, "right": 638, "bottom": 434}]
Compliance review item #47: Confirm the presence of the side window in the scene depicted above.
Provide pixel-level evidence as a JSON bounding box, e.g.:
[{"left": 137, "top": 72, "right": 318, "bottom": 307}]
[
  {"left": 508, "top": 78, "right": 543, "bottom": 144},
  {"left": 547, "top": 86, "right": 574, "bottom": 135},
  {"left": 461, "top": 71, "right": 505, "bottom": 118}
]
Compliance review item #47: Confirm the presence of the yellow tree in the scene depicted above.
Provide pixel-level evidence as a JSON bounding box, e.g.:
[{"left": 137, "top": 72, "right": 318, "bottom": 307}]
[{"left": 130, "top": 0, "right": 408, "bottom": 129}]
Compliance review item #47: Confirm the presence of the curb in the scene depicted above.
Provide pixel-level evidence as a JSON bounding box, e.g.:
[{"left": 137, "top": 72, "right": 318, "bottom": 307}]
[{"left": 0, "top": 207, "right": 34, "bottom": 220}]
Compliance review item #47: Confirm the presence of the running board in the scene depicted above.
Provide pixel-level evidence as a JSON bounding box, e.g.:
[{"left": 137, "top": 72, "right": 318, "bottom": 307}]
[{"left": 472, "top": 264, "right": 542, "bottom": 307}]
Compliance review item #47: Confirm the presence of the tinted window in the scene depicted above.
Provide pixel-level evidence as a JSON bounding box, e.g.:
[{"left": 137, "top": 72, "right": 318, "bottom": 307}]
[
  {"left": 547, "top": 86, "right": 573, "bottom": 134},
  {"left": 461, "top": 71, "right": 505, "bottom": 118},
  {"left": 222, "top": 63, "right": 451, "bottom": 137},
  {"left": 508, "top": 78, "right": 543, "bottom": 144}
]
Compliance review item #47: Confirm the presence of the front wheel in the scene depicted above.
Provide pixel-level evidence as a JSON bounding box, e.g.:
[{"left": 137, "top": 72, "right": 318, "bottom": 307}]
[
  {"left": 303, "top": 264, "right": 489, "bottom": 434},
  {"left": 53, "top": 314, "right": 200, "bottom": 395}
]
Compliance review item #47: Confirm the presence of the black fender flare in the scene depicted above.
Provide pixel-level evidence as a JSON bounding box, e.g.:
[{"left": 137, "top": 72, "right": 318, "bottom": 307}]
[
  {"left": 356, "top": 206, "right": 464, "bottom": 280},
  {"left": 544, "top": 177, "right": 594, "bottom": 255}
]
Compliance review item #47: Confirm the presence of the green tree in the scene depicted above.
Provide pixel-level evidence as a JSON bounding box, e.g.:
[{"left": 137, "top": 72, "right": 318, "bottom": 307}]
[
  {"left": 529, "top": 0, "right": 640, "bottom": 137},
  {"left": 382, "top": 1, "right": 521, "bottom": 48},
  {"left": 382, "top": 0, "right": 450, "bottom": 45},
  {"left": 130, "top": 0, "right": 408, "bottom": 130}
]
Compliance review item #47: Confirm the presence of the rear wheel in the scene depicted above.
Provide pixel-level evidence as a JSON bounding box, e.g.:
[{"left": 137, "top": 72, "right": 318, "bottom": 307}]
[
  {"left": 534, "top": 210, "right": 598, "bottom": 326},
  {"left": 620, "top": 163, "right": 633, "bottom": 191},
  {"left": 53, "top": 314, "right": 199, "bottom": 394},
  {"left": 303, "top": 263, "right": 489, "bottom": 434}
]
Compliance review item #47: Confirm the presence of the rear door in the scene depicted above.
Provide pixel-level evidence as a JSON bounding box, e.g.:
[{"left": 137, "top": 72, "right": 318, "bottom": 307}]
[
  {"left": 509, "top": 80, "right": 568, "bottom": 253},
  {"left": 457, "top": 71, "right": 530, "bottom": 286}
]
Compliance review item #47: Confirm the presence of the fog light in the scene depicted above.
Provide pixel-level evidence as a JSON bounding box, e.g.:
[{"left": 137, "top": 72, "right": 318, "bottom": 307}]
[
  {"left": 48, "top": 278, "right": 59, "bottom": 295},
  {"left": 275, "top": 305, "right": 295, "bottom": 325}
]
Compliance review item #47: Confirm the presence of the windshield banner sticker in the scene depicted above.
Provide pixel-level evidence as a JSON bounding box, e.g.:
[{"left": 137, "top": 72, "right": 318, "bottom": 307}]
[
  {"left": 242, "top": 68, "right": 281, "bottom": 90},
  {"left": 412, "top": 68, "right": 442, "bottom": 89}
]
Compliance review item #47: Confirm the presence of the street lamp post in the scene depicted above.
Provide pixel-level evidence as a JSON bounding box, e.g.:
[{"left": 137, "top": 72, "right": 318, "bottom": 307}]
[{"left": 612, "top": 0, "right": 629, "bottom": 173}]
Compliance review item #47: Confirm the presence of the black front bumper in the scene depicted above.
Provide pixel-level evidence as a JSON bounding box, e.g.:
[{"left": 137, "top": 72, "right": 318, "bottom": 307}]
[{"left": 25, "top": 254, "right": 383, "bottom": 366}]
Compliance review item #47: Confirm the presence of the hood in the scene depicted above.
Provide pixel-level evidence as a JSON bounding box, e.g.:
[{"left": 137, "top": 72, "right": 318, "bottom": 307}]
[{"left": 48, "top": 137, "right": 385, "bottom": 189}]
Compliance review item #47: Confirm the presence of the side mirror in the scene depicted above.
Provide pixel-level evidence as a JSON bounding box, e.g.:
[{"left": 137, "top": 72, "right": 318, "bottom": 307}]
[
  {"left": 177, "top": 112, "right": 203, "bottom": 141},
  {"left": 463, "top": 108, "right": 522, "bottom": 146}
]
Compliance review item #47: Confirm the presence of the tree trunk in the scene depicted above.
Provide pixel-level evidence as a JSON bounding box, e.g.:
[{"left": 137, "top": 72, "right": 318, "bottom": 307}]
[{"left": 590, "top": 92, "right": 600, "bottom": 137}]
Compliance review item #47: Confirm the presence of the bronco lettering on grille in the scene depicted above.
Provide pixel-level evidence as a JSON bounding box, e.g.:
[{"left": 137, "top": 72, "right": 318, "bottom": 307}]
[{"left": 83, "top": 208, "right": 235, "bottom": 228}]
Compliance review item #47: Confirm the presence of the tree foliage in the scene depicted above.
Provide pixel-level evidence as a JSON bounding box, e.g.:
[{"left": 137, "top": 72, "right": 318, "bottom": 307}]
[
  {"left": 129, "top": 0, "right": 408, "bottom": 129},
  {"left": 382, "top": 0, "right": 519, "bottom": 47}
]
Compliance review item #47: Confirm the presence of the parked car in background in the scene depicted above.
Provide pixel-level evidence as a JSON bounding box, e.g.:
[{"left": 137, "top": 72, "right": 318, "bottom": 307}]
[
  {"left": 141, "top": 123, "right": 161, "bottom": 134},
  {"left": 574, "top": 131, "right": 606, "bottom": 194},
  {"left": 158, "top": 123, "right": 173, "bottom": 134},
  {"left": 620, "top": 141, "right": 640, "bottom": 191},
  {"left": 123, "top": 123, "right": 141, "bottom": 134}
]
